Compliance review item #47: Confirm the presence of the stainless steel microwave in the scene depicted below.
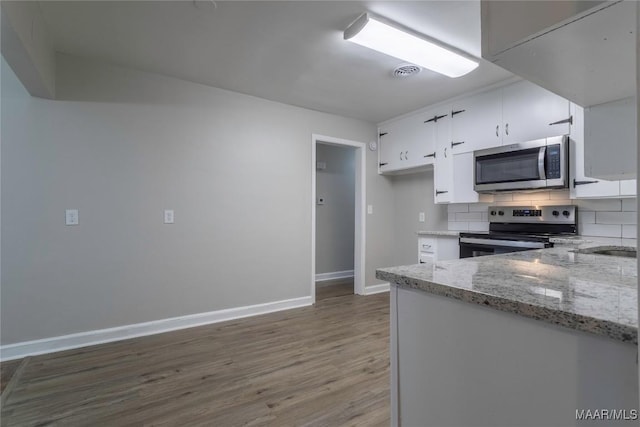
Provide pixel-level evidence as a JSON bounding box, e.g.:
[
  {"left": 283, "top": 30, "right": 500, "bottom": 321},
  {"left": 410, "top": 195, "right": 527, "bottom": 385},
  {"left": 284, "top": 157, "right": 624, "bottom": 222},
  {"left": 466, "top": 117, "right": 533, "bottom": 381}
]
[{"left": 474, "top": 135, "right": 568, "bottom": 193}]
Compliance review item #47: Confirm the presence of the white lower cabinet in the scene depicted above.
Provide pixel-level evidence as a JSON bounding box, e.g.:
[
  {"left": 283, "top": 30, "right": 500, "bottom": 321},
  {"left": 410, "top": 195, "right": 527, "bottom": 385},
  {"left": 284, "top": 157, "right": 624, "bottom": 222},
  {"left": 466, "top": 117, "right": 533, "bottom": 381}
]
[
  {"left": 391, "top": 285, "right": 638, "bottom": 427},
  {"left": 418, "top": 236, "right": 459, "bottom": 262}
]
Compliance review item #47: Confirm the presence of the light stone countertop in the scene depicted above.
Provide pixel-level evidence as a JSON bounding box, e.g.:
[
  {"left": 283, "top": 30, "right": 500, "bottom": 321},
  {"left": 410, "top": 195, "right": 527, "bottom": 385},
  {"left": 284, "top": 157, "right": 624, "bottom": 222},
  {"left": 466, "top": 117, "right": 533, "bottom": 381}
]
[
  {"left": 416, "top": 230, "right": 460, "bottom": 237},
  {"left": 376, "top": 244, "right": 638, "bottom": 344}
]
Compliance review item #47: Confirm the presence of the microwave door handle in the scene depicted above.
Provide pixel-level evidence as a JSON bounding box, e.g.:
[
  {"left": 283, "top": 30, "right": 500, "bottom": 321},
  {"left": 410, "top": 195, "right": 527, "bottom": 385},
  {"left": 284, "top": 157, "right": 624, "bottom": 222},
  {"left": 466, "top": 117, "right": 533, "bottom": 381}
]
[{"left": 538, "top": 147, "right": 546, "bottom": 180}]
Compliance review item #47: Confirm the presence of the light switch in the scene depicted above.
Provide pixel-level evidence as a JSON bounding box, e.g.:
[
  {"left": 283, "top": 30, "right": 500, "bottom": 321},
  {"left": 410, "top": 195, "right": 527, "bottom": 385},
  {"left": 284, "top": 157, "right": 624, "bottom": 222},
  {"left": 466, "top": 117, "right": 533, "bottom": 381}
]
[
  {"left": 164, "top": 210, "right": 175, "bottom": 224},
  {"left": 367, "top": 205, "right": 373, "bottom": 215},
  {"left": 65, "top": 209, "right": 79, "bottom": 226},
  {"left": 419, "top": 212, "right": 425, "bottom": 222}
]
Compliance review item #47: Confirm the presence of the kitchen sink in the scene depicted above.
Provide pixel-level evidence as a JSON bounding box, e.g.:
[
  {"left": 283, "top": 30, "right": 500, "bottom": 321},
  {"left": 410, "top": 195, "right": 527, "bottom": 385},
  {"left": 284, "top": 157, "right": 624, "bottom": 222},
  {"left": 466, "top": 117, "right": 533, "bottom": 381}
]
[{"left": 573, "top": 246, "right": 637, "bottom": 258}]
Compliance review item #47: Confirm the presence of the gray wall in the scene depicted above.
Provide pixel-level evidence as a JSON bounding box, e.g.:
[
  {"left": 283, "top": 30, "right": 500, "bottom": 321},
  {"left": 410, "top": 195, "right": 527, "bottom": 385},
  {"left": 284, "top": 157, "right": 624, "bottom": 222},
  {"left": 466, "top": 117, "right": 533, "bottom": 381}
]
[
  {"left": 1, "top": 54, "right": 396, "bottom": 345},
  {"left": 315, "top": 144, "right": 355, "bottom": 275},
  {"left": 391, "top": 172, "right": 447, "bottom": 266}
]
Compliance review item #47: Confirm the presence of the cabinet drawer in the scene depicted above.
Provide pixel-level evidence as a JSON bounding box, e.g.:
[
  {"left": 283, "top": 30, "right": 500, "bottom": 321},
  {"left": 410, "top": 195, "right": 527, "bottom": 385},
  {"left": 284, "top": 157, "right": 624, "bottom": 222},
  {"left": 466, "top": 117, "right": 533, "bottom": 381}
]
[
  {"left": 418, "top": 238, "right": 437, "bottom": 253},
  {"left": 419, "top": 252, "right": 434, "bottom": 264}
]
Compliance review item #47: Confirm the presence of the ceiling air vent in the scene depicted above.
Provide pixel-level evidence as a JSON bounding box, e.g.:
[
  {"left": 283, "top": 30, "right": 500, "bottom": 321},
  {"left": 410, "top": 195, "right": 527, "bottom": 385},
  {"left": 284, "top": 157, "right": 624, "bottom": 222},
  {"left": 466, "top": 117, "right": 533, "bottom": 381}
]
[{"left": 393, "top": 64, "right": 421, "bottom": 78}]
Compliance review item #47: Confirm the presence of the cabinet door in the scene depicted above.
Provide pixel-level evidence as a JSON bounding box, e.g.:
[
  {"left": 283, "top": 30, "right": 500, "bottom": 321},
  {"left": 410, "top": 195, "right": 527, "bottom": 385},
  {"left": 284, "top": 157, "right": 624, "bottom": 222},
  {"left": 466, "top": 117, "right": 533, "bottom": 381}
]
[
  {"left": 405, "top": 113, "right": 437, "bottom": 168},
  {"left": 584, "top": 97, "right": 636, "bottom": 181},
  {"left": 378, "top": 126, "right": 398, "bottom": 173},
  {"left": 378, "top": 114, "right": 436, "bottom": 173},
  {"left": 451, "top": 152, "right": 494, "bottom": 204},
  {"left": 450, "top": 90, "right": 503, "bottom": 154},
  {"left": 569, "top": 104, "right": 621, "bottom": 198},
  {"left": 434, "top": 113, "right": 453, "bottom": 204},
  {"left": 502, "top": 81, "right": 571, "bottom": 144},
  {"left": 418, "top": 237, "right": 436, "bottom": 263}
]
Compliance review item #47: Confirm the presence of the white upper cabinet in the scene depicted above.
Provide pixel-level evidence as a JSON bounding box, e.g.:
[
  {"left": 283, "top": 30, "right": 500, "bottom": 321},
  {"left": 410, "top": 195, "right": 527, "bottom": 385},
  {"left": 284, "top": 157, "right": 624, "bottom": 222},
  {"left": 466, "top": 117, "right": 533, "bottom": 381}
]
[
  {"left": 451, "top": 152, "right": 494, "bottom": 204},
  {"left": 481, "top": 1, "right": 634, "bottom": 108},
  {"left": 583, "top": 96, "right": 636, "bottom": 181},
  {"left": 450, "top": 90, "right": 502, "bottom": 154},
  {"left": 569, "top": 104, "right": 631, "bottom": 199},
  {"left": 501, "top": 81, "right": 571, "bottom": 144},
  {"left": 449, "top": 81, "right": 570, "bottom": 157},
  {"left": 434, "top": 109, "right": 453, "bottom": 204},
  {"left": 378, "top": 111, "right": 437, "bottom": 174}
]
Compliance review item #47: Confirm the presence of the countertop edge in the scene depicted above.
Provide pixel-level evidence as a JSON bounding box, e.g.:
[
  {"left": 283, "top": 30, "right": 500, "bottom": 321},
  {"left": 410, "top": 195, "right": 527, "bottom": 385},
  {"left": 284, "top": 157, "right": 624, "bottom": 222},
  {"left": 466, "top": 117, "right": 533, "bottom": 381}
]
[{"left": 376, "top": 269, "right": 638, "bottom": 345}]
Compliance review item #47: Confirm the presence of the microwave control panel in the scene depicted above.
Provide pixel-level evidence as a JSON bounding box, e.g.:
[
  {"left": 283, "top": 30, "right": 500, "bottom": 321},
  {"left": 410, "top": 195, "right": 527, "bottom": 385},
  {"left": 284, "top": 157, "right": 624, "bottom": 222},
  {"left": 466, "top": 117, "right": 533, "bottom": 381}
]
[{"left": 546, "top": 144, "right": 562, "bottom": 179}]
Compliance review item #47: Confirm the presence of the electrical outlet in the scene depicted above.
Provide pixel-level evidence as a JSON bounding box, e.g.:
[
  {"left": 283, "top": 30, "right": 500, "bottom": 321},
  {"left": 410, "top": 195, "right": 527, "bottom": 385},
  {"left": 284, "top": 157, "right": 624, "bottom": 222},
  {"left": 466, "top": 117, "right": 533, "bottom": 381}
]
[
  {"left": 164, "top": 210, "right": 175, "bottom": 224},
  {"left": 419, "top": 212, "right": 425, "bottom": 222},
  {"left": 65, "top": 209, "right": 79, "bottom": 226}
]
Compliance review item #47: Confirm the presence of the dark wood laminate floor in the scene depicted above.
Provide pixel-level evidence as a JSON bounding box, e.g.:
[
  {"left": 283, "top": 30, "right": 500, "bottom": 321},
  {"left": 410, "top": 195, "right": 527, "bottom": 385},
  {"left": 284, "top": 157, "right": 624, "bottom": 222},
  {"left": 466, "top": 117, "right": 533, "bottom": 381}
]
[
  {"left": 0, "top": 359, "right": 22, "bottom": 395},
  {"left": 316, "top": 278, "right": 354, "bottom": 301},
  {"left": 1, "top": 292, "right": 390, "bottom": 426}
]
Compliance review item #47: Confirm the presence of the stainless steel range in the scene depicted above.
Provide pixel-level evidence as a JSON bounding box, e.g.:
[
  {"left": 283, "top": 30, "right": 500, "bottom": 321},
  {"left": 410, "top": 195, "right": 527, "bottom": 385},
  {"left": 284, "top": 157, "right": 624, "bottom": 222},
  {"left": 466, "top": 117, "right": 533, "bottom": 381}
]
[{"left": 459, "top": 205, "right": 577, "bottom": 258}]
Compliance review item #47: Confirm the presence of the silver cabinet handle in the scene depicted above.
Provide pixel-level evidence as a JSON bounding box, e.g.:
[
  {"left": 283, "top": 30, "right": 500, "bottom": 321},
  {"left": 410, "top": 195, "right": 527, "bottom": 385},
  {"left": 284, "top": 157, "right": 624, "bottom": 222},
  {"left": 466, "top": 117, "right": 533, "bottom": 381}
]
[
  {"left": 422, "top": 244, "right": 432, "bottom": 249},
  {"left": 505, "top": 123, "right": 509, "bottom": 135},
  {"left": 451, "top": 141, "right": 465, "bottom": 148},
  {"left": 444, "top": 147, "right": 447, "bottom": 158},
  {"left": 436, "top": 190, "right": 448, "bottom": 195},
  {"left": 405, "top": 151, "right": 408, "bottom": 160},
  {"left": 496, "top": 125, "right": 499, "bottom": 137},
  {"left": 400, "top": 152, "right": 403, "bottom": 160}
]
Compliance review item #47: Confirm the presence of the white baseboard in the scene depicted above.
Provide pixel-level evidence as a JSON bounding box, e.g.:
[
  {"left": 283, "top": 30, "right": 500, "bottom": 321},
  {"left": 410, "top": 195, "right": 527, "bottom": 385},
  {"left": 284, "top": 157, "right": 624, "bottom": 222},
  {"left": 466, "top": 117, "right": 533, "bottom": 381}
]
[
  {"left": 315, "top": 269, "right": 354, "bottom": 282},
  {"left": 363, "top": 283, "right": 390, "bottom": 295},
  {"left": 0, "top": 296, "right": 313, "bottom": 362}
]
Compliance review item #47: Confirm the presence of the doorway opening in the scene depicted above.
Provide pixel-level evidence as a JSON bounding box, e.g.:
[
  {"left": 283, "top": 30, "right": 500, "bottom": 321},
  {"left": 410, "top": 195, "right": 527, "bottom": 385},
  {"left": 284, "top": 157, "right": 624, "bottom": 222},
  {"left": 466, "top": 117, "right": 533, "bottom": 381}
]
[{"left": 311, "top": 134, "right": 366, "bottom": 304}]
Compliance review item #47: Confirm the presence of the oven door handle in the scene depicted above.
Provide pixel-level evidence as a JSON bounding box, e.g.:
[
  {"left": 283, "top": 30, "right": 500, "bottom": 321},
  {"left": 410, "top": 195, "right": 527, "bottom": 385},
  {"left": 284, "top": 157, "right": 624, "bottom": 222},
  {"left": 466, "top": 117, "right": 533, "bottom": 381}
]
[
  {"left": 538, "top": 147, "right": 546, "bottom": 180},
  {"left": 459, "top": 237, "right": 547, "bottom": 249}
]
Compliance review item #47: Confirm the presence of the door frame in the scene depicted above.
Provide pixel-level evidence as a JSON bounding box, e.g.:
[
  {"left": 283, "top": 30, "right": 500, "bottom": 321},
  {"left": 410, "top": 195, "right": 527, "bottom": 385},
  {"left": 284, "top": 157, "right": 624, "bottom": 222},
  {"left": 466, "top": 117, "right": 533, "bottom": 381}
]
[{"left": 311, "top": 134, "right": 366, "bottom": 303}]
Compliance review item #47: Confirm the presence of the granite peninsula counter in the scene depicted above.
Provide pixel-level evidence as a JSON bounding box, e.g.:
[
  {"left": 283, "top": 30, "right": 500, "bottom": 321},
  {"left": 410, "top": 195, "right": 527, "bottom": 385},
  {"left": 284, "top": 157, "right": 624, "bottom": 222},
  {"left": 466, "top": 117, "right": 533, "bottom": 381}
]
[
  {"left": 380, "top": 245, "right": 639, "bottom": 426},
  {"left": 377, "top": 245, "right": 638, "bottom": 344}
]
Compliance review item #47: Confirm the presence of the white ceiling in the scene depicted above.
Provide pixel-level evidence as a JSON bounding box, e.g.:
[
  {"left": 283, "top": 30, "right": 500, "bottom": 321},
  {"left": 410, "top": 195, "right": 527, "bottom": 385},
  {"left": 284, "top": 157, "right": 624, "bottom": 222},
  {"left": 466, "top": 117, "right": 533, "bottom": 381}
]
[{"left": 38, "top": 1, "right": 513, "bottom": 123}]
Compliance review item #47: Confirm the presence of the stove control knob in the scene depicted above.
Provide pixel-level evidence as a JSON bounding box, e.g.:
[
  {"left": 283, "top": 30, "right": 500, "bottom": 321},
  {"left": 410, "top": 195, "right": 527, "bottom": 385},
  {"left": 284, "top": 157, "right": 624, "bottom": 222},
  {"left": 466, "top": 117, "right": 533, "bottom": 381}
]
[
  {"left": 490, "top": 210, "right": 497, "bottom": 216},
  {"left": 552, "top": 210, "right": 560, "bottom": 217},
  {"left": 562, "top": 210, "right": 570, "bottom": 217},
  {"left": 498, "top": 210, "right": 504, "bottom": 216}
]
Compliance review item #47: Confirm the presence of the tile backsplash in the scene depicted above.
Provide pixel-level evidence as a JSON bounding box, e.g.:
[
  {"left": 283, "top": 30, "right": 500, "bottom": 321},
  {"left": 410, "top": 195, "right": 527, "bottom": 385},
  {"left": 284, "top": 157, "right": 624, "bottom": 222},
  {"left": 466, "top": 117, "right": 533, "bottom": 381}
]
[{"left": 448, "top": 190, "right": 637, "bottom": 243}]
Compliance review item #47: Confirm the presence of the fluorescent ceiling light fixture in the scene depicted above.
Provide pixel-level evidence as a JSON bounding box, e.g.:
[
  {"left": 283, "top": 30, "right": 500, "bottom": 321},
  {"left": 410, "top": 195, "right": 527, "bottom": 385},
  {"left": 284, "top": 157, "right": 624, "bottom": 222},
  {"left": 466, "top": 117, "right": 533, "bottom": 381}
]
[{"left": 344, "top": 13, "right": 479, "bottom": 78}]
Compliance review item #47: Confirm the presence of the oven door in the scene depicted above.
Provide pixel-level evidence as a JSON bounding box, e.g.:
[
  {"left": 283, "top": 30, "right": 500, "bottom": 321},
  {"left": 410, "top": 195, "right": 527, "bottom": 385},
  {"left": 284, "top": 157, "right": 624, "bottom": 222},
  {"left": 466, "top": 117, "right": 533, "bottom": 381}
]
[{"left": 459, "top": 237, "right": 548, "bottom": 258}]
